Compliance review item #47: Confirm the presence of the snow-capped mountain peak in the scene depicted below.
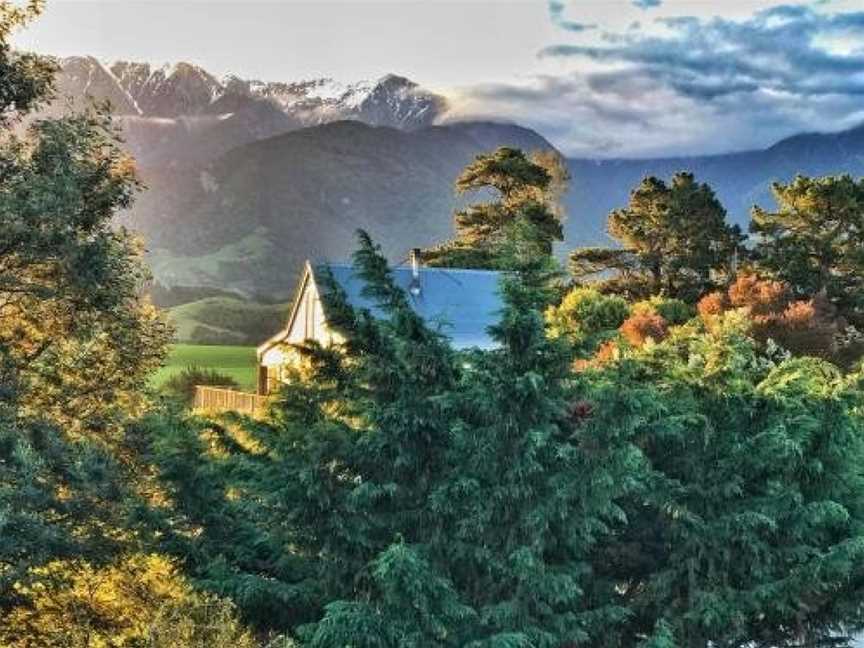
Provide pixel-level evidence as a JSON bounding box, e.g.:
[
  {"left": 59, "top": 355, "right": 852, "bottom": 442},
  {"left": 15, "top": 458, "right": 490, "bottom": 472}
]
[{"left": 56, "top": 57, "right": 447, "bottom": 130}]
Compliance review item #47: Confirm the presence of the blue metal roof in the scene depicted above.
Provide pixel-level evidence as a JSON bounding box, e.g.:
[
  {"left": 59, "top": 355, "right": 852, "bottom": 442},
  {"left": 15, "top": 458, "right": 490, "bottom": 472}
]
[{"left": 312, "top": 263, "right": 504, "bottom": 349}]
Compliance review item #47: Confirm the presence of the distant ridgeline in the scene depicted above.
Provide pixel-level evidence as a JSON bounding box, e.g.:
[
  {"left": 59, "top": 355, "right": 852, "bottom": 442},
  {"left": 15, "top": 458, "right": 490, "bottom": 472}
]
[{"left": 51, "top": 57, "right": 864, "bottom": 298}]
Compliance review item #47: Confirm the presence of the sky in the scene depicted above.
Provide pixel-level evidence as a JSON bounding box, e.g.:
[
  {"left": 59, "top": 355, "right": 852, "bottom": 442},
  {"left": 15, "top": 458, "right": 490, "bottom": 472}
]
[{"left": 12, "top": 0, "right": 864, "bottom": 158}]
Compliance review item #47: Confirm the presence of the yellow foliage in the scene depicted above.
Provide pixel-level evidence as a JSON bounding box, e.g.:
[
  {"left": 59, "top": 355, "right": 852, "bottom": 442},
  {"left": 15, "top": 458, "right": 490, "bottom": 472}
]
[{"left": 0, "top": 553, "right": 256, "bottom": 648}]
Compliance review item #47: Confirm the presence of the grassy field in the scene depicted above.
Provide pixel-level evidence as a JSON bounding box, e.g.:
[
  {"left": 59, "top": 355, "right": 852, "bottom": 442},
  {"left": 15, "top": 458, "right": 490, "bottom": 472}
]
[{"left": 152, "top": 344, "right": 258, "bottom": 392}]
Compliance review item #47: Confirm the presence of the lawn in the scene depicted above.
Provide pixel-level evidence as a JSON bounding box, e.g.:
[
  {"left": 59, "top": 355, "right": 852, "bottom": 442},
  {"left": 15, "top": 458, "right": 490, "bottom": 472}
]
[{"left": 151, "top": 344, "right": 258, "bottom": 392}]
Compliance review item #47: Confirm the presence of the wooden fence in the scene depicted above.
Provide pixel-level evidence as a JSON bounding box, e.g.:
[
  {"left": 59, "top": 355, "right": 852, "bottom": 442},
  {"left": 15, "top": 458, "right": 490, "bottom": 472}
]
[{"left": 193, "top": 385, "right": 268, "bottom": 416}]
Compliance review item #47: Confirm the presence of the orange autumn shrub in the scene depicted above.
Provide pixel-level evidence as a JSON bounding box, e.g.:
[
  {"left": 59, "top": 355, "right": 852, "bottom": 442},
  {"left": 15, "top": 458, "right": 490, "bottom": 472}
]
[
  {"left": 573, "top": 339, "right": 620, "bottom": 371},
  {"left": 728, "top": 272, "right": 788, "bottom": 315},
  {"left": 697, "top": 290, "right": 727, "bottom": 324},
  {"left": 698, "top": 273, "right": 839, "bottom": 359},
  {"left": 594, "top": 339, "right": 620, "bottom": 364},
  {"left": 768, "top": 294, "right": 837, "bottom": 358},
  {"left": 620, "top": 311, "right": 669, "bottom": 347}
]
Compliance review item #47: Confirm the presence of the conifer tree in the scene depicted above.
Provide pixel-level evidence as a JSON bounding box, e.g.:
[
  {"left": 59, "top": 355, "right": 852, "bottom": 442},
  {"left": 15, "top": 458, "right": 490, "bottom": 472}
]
[
  {"left": 585, "top": 317, "right": 864, "bottom": 648},
  {"left": 570, "top": 173, "right": 743, "bottom": 301},
  {"left": 423, "top": 147, "right": 566, "bottom": 269},
  {"left": 751, "top": 174, "right": 864, "bottom": 325},
  {"left": 150, "top": 230, "right": 643, "bottom": 644}
]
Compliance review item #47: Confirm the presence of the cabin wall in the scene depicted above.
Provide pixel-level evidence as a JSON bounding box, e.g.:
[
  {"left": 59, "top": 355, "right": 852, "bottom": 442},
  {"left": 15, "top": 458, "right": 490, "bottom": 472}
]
[{"left": 258, "top": 276, "right": 339, "bottom": 394}]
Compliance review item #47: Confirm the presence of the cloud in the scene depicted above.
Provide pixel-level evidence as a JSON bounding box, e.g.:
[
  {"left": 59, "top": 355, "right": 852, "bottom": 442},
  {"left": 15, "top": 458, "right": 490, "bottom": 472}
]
[
  {"left": 548, "top": 0, "right": 597, "bottom": 32},
  {"left": 633, "top": 0, "right": 662, "bottom": 9},
  {"left": 447, "top": 2, "right": 864, "bottom": 157},
  {"left": 541, "top": 5, "right": 864, "bottom": 99}
]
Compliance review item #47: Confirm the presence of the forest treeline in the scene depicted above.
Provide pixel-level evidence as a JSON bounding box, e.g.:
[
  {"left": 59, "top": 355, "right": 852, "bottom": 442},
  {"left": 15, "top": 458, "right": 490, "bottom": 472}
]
[{"left": 3, "top": 3, "right": 864, "bottom": 647}]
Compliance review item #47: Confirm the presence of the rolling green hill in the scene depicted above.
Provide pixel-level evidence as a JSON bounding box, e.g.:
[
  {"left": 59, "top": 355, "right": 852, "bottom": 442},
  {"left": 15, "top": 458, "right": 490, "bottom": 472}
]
[{"left": 166, "top": 296, "right": 289, "bottom": 346}]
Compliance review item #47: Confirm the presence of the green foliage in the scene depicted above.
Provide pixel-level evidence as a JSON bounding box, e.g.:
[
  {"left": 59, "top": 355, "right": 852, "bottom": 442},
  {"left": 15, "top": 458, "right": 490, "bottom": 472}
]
[
  {"left": 144, "top": 593, "right": 263, "bottom": 648},
  {"left": 0, "top": 408, "right": 130, "bottom": 607},
  {"left": 0, "top": 4, "right": 175, "bottom": 639},
  {"left": 145, "top": 230, "right": 639, "bottom": 644},
  {"left": 631, "top": 296, "right": 694, "bottom": 326},
  {"left": 751, "top": 174, "right": 864, "bottom": 325},
  {"left": 546, "top": 286, "right": 630, "bottom": 353},
  {"left": 571, "top": 173, "right": 744, "bottom": 301},
  {"left": 0, "top": 105, "right": 172, "bottom": 428},
  {"left": 161, "top": 365, "right": 240, "bottom": 405},
  {"left": 141, "top": 231, "right": 864, "bottom": 647},
  {"left": 301, "top": 543, "right": 475, "bottom": 647},
  {"left": 424, "top": 147, "right": 566, "bottom": 269},
  {"left": 584, "top": 319, "right": 864, "bottom": 648},
  {"left": 639, "top": 620, "right": 678, "bottom": 648}
]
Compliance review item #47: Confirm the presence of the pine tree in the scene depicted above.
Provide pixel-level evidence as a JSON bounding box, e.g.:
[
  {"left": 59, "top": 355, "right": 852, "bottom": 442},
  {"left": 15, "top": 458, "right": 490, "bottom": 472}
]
[
  {"left": 423, "top": 147, "right": 566, "bottom": 269},
  {"left": 570, "top": 173, "right": 744, "bottom": 301},
  {"left": 751, "top": 174, "right": 864, "bottom": 326}
]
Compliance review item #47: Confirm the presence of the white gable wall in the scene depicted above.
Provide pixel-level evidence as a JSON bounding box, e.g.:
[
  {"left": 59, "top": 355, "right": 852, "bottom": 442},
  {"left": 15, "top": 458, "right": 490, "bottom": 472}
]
[{"left": 259, "top": 272, "right": 338, "bottom": 371}]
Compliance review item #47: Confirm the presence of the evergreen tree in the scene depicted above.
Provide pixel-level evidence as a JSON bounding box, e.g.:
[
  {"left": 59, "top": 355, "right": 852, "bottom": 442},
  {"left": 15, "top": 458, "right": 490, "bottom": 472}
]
[
  {"left": 423, "top": 147, "right": 566, "bottom": 269},
  {"left": 147, "top": 228, "right": 864, "bottom": 647},
  {"left": 0, "top": 1, "right": 173, "bottom": 633},
  {"left": 751, "top": 174, "right": 864, "bottom": 325},
  {"left": 570, "top": 173, "right": 743, "bottom": 301},
  {"left": 584, "top": 316, "right": 864, "bottom": 648},
  {"left": 149, "top": 230, "right": 642, "bottom": 644}
]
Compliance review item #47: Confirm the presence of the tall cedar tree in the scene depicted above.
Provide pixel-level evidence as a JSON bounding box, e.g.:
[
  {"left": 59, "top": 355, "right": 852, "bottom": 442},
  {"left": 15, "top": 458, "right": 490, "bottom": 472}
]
[
  {"left": 581, "top": 316, "right": 864, "bottom": 648},
  {"left": 571, "top": 173, "right": 744, "bottom": 301},
  {"left": 146, "top": 232, "right": 864, "bottom": 647},
  {"left": 751, "top": 175, "right": 864, "bottom": 326},
  {"left": 0, "top": 0, "right": 173, "bottom": 630},
  {"left": 423, "top": 147, "right": 566, "bottom": 269},
  {"left": 147, "top": 230, "right": 644, "bottom": 644}
]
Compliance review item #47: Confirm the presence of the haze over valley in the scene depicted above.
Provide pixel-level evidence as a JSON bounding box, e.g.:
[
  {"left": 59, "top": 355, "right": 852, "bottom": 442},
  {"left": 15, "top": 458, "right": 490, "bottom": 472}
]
[{"left": 50, "top": 56, "right": 864, "bottom": 299}]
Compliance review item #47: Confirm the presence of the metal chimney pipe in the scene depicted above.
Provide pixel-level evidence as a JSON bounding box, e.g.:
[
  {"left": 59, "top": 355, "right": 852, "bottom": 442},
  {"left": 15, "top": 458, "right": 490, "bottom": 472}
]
[
  {"left": 409, "top": 248, "right": 422, "bottom": 296},
  {"left": 411, "top": 248, "right": 421, "bottom": 279}
]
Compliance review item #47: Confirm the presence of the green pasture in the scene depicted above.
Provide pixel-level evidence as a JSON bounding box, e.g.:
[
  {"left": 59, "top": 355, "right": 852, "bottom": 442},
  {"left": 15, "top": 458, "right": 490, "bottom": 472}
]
[{"left": 152, "top": 344, "right": 258, "bottom": 391}]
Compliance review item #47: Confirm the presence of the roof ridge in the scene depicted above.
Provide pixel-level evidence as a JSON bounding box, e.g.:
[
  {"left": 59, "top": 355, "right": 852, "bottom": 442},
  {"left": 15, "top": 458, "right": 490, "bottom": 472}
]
[{"left": 314, "top": 261, "right": 502, "bottom": 276}]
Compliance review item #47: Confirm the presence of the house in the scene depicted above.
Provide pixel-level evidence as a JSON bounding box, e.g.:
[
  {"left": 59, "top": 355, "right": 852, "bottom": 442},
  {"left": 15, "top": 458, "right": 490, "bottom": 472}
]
[{"left": 256, "top": 250, "right": 504, "bottom": 395}]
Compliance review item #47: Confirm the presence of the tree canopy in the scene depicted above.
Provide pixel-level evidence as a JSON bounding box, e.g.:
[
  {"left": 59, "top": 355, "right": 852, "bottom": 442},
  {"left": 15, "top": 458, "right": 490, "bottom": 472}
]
[
  {"left": 571, "top": 172, "right": 744, "bottom": 301},
  {"left": 142, "top": 230, "right": 864, "bottom": 647},
  {"left": 751, "top": 175, "right": 864, "bottom": 326},
  {"left": 423, "top": 147, "right": 566, "bottom": 270}
]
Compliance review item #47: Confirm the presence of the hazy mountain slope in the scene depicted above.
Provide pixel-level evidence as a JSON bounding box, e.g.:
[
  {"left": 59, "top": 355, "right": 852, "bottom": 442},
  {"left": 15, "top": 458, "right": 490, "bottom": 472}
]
[
  {"left": 565, "top": 123, "right": 864, "bottom": 243},
  {"left": 49, "top": 57, "right": 864, "bottom": 300},
  {"left": 129, "top": 119, "right": 864, "bottom": 298},
  {"left": 134, "top": 120, "right": 556, "bottom": 297}
]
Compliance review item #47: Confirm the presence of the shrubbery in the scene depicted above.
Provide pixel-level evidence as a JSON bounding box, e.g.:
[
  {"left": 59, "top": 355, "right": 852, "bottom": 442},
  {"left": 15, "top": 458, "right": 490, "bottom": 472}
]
[{"left": 161, "top": 365, "right": 240, "bottom": 405}]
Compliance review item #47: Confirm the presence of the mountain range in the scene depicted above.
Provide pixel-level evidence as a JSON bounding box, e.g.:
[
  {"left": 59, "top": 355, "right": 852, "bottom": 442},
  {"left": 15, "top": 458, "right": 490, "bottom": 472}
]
[
  {"left": 53, "top": 56, "right": 446, "bottom": 165},
  {"left": 49, "top": 57, "right": 864, "bottom": 299}
]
